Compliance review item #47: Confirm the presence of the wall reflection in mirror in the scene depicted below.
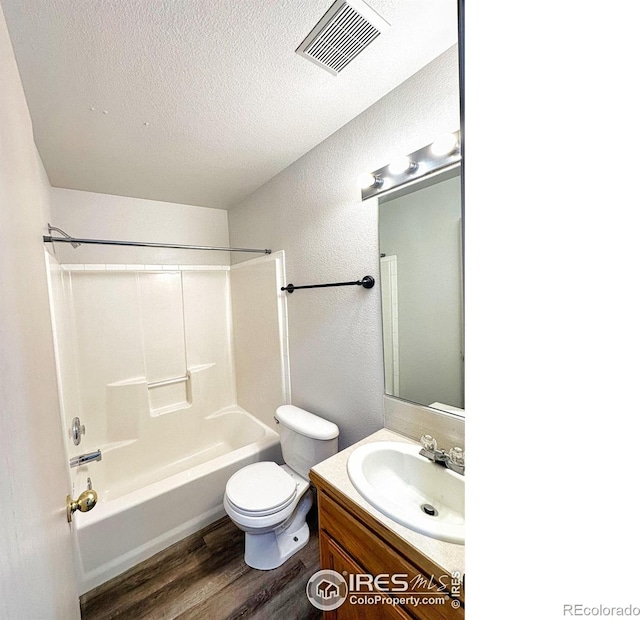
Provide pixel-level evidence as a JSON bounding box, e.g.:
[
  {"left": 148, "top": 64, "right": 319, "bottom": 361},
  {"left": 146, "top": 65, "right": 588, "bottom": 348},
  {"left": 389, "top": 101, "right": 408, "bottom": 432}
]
[{"left": 364, "top": 135, "right": 464, "bottom": 415}]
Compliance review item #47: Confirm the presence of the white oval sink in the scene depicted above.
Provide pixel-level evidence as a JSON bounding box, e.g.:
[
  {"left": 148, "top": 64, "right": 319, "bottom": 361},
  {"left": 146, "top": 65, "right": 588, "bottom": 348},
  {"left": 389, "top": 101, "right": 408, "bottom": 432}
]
[{"left": 347, "top": 441, "right": 464, "bottom": 544}]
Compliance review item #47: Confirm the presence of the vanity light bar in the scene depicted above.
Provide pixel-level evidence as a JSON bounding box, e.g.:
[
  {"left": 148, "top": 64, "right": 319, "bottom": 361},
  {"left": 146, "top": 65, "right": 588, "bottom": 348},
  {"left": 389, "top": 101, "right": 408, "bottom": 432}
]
[{"left": 359, "top": 130, "right": 461, "bottom": 200}]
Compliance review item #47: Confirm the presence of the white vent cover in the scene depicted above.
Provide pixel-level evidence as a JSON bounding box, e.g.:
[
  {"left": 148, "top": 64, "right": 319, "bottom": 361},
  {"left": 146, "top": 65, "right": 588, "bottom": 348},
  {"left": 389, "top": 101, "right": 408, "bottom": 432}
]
[{"left": 296, "top": 0, "right": 390, "bottom": 75}]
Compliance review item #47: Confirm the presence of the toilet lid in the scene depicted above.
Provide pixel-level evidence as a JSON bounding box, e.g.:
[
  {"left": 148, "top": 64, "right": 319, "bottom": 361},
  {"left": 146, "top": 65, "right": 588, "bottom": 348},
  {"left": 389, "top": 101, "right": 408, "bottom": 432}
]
[{"left": 226, "top": 462, "right": 297, "bottom": 516}]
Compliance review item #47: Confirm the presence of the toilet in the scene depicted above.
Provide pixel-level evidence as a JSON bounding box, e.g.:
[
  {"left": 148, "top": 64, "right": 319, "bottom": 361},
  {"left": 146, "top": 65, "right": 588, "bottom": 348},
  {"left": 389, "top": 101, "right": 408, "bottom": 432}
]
[{"left": 223, "top": 404, "right": 339, "bottom": 570}]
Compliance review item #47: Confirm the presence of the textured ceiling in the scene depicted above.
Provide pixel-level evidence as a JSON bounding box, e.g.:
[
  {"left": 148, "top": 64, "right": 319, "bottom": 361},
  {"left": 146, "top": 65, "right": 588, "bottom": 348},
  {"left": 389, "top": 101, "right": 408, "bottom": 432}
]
[{"left": 2, "top": 0, "right": 457, "bottom": 209}]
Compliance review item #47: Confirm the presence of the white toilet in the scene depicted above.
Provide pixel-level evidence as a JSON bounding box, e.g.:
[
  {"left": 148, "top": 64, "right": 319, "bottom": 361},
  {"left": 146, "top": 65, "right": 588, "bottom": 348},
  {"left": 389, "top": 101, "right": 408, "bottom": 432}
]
[{"left": 223, "top": 404, "right": 339, "bottom": 570}]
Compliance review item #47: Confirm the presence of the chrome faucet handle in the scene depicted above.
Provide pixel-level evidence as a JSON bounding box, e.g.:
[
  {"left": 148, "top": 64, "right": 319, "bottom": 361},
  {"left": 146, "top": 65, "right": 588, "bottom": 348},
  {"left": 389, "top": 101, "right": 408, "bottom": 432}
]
[
  {"left": 448, "top": 446, "right": 465, "bottom": 475},
  {"left": 70, "top": 417, "right": 86, "bottom": 446},
  {"left": 449, "top": 446, "right": 464, "bottom": 467},
  {"left": 420, "top": 434, "right": 438, "bottom": 453}
]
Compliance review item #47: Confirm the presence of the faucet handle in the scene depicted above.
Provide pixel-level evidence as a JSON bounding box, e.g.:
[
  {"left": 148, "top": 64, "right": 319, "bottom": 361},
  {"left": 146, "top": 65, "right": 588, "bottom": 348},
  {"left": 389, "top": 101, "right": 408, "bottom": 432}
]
[
  {"left": 70, "top": 417, "right": 86, "bottom": 446},
  {"left": 449, "top": 446, "right": 465, "bottom": 467},
  {"left": 420, "top": 434, "right": 438, "bottom": 452}
]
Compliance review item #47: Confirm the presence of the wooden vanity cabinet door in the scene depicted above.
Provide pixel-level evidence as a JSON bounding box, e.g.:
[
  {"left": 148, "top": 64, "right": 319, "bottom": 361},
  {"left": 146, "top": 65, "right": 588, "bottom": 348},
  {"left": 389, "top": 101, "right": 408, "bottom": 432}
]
[
  {"left": 320, "top": 533, "right": 413, "bottom": 620},
  {"left": 312, "top": 474, "right": 464, "bottom": 620}
]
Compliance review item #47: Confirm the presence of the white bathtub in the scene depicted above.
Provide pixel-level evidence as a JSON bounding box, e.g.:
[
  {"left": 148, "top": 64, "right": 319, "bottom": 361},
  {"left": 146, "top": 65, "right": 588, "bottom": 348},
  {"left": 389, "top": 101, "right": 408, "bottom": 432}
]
[{"left": 72, "top": 407, "right": 281, "bottom": 593}]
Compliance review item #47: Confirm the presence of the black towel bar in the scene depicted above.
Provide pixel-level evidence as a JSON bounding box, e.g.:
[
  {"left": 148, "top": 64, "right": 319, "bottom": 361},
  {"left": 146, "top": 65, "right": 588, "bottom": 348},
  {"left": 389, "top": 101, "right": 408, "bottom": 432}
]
[{"left": 281, "top": 275, "right": 375, "bottom": 294}]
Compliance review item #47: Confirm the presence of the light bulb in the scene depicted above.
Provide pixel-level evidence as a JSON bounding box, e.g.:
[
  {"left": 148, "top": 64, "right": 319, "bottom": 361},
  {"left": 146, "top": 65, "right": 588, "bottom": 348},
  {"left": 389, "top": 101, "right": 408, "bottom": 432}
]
[
  {"left": 389, "top": 156, "right": 419, "bottom": 175},
  {"left": 430, "top": 133, "right": 459, "bottom": 156},
  {"left": 388, "top": 156, "right": 413, "bottom": 175},
  {"left": 357, "top": 172, "right": 383, "bottom": 190}
]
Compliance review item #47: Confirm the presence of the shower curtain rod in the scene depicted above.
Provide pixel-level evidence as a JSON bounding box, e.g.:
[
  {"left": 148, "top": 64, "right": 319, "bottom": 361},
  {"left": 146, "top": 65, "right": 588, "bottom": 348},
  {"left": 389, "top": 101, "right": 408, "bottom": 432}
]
[{"left": 43, "top": 225, "right": 271, "bottom": 254}]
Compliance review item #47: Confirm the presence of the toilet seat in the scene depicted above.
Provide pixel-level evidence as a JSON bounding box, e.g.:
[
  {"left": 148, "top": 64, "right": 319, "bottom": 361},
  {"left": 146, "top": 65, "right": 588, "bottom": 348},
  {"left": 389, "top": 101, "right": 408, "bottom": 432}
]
[{"left": 225, "top": 462, "right": 297, "bottom": 517}]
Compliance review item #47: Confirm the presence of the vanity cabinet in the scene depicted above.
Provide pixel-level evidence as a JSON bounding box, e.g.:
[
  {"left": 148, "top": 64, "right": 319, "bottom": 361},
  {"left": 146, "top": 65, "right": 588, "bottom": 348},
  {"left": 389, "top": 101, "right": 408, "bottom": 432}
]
[{"left": 310, "top": 470, "right": 464, "bottom": 620}]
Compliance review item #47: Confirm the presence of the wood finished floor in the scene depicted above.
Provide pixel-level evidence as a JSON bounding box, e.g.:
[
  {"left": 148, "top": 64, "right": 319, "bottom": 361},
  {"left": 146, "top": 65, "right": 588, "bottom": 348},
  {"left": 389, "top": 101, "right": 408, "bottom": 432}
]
[{"left": 80, "top": 514, "right": 322, "bottom": 620}]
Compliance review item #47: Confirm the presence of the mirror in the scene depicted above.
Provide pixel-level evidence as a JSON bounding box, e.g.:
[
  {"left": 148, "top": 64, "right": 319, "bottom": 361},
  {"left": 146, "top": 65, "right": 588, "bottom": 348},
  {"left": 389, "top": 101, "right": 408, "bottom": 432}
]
[{"left": 378, "top": 164, "right": 464, "bottom": 414}]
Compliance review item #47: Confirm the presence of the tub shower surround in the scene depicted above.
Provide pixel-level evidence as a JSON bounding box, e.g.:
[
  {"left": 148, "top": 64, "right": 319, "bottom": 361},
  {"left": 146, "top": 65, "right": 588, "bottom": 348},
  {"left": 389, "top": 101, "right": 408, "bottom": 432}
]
[{"left": 46, "top": 252, "right": 290, "bottom": 592}]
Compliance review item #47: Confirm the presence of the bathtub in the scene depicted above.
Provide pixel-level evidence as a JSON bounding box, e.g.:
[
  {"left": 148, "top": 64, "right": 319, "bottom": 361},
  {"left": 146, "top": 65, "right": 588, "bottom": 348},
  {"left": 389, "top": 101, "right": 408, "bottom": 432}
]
[{"left": 72, "top": 407, "right": 281, "bottom": 593}]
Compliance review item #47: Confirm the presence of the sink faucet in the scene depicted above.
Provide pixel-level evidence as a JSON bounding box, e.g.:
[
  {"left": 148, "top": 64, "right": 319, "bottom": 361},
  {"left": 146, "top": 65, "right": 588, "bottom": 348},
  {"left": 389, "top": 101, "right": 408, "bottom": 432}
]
[{"left": 419, "top": 435, "right": 465, "bottom": 476}]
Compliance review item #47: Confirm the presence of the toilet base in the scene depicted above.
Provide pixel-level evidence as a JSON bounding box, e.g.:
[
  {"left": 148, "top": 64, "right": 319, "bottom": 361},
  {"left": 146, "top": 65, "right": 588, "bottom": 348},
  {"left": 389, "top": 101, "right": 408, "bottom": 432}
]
[
  {"left": 243, "top": 487, "right": 314, "bottom": 570},
  {"left": 244, "top": 522, "right": 310, "bottom": 570}
]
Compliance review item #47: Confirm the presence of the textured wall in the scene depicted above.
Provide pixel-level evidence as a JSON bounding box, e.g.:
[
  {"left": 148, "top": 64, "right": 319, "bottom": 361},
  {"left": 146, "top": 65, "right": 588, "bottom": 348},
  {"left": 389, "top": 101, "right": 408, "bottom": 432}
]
[
  {"left": 0, "top": 4, "right": 79, "bottom": 617},
  {"left": 50, "top": 188, "right": 230, "bottom": 265},
  {"left": 229, "top": 46, "right": 460, "bottom": 449}
]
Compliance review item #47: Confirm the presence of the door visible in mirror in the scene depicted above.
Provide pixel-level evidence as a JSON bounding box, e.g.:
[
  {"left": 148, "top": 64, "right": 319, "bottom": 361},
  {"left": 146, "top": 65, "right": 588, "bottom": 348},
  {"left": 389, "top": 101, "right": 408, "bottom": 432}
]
[{"left": 378, "top": 165, "right": 463, "bottom": 413}]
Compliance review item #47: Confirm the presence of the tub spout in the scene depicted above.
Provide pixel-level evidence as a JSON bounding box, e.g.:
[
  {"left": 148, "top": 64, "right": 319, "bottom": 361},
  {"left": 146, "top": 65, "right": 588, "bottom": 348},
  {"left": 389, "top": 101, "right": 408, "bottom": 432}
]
[{"left": 69, "top": 449, "right": 102, "bottom": 468}]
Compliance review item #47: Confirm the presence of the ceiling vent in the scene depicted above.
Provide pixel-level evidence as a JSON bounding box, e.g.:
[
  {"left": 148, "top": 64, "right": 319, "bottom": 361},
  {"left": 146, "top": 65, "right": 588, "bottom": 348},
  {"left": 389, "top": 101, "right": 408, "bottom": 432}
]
[{"left": 296, "top": 0, "right": 390, "bottom": 75}]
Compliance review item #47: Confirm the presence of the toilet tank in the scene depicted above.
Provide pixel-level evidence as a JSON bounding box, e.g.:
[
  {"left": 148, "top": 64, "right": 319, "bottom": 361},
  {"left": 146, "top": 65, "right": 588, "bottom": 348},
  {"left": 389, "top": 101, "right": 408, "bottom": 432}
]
[{"left": 275, "top": 405, "right": 339, "bottom": 480}]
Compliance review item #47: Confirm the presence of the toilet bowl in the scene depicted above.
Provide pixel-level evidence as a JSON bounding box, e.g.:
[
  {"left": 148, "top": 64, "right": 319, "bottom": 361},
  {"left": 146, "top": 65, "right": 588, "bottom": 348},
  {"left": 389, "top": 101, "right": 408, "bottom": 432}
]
[
  {"left": 224, "top": 462, "right": 314, "bottom": 570},
  {"left": 223, "top": 405, "right": 339, "bottom": 570}
]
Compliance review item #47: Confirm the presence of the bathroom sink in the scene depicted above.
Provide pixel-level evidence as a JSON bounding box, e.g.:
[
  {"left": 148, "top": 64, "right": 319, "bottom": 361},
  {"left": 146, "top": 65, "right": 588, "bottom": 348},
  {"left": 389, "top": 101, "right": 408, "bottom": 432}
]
[{"left": 347, "top": 441, "right": 464, "bottom": 544}]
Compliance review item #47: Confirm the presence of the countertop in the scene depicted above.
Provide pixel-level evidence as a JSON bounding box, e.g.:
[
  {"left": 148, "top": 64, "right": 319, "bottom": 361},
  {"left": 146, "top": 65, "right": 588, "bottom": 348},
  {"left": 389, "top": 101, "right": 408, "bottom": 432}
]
[{"left": 310, "top": 428, "right": 465, "bottom": 577}]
